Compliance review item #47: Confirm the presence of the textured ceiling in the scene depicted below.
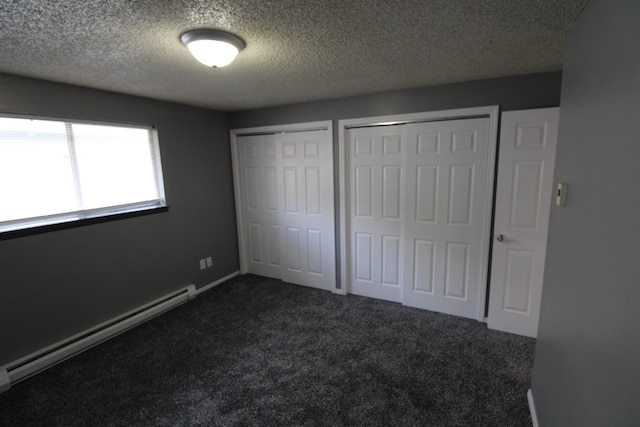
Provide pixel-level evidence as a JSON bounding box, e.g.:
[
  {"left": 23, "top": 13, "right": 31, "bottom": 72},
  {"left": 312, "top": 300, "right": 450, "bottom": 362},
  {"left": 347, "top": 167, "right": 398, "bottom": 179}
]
[{"left": 0, "top": 0, "right": 588, "bottom": 111}]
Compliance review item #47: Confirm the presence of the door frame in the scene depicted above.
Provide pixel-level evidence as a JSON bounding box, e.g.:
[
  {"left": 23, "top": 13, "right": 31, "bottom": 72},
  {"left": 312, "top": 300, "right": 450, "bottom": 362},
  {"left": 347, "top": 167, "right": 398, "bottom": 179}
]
[
  {"left": 338, "top": 106, "right": 499, "bottom": 321},
  {"left": 230, "top": 120, "right": 335, "bottom": 287}
]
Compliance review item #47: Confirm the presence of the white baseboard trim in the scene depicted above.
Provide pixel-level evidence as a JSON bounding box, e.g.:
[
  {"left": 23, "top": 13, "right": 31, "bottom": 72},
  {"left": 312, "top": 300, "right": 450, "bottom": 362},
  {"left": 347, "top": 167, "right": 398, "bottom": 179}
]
[
  {"left": 528, "top": 389, "right": 539, "bottom": 427},
  {"left": 196, "top": 271, "right": 240, "bottom": 295},
  {"left": 0, "top": 369, "right": 10, "bottom": 393},
  {"left": 332, "top": 286, "right": 347, "bottom": 296},
  {"left": 0, "top": 272, "right": 241, "bottom": 393},
  {"left": 0, "top": 284, "right": 197, "bottom": 393}
]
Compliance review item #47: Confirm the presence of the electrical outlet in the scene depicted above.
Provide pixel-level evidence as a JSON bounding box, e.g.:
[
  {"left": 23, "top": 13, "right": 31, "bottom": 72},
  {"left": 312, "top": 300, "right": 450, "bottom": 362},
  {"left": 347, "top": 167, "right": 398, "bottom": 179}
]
[
  {"left": 199, "top": 259, "right": 206, "bottom": 270},
  {"left": 206, "top": 256, "right": 213, "bottom": 268}
]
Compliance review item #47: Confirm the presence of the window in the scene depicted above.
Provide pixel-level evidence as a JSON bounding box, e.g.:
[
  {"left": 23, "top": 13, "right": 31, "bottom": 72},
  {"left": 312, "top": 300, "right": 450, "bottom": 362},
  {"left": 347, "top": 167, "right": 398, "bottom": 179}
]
[{"left": 0, "top": 115, "right": 166, "bottom": 234}]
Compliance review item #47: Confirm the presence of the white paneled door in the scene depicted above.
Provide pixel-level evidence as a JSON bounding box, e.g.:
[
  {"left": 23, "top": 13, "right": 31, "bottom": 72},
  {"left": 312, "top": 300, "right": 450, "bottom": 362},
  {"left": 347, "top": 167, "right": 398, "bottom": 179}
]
[
  {"left": 236, "top": 134, "right": 282, "bottom": 280},
  {"left": 234, "top": 125, "right": 335, "bottom": 291},
  {"left": 344, "top": 110, "right": 496, "bottom": 319},
  {"left": 347, "top": 125, "right": 405, "bottom": 302},
  {"left": 403, "top": 118, "right": 493, "bottom": 318},
  {"left": 488, "top": 108, "right": 559, "bottom": 337}
]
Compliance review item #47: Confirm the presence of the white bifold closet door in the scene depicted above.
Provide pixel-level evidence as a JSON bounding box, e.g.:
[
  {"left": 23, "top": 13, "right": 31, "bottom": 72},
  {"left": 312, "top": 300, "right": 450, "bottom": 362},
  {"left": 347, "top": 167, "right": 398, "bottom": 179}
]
[
  {"left": 346, "top": 117, "right": 493, "bottom": 319},
  {"left": 235, "top": 129, "right": 335, "bottom": 291},
  {"left": 402, "top": 118, "right": 492, "bottom": 318},
  {"left": 348, "top": 125, "right": 405, "bottom": 302}
]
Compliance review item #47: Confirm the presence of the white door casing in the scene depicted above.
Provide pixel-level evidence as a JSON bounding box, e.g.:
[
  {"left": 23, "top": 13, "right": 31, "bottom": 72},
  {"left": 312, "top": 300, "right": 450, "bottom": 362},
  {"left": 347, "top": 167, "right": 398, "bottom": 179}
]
[
  {"left": 339, "top": 107, "right": 499, "bottom": 320},
  {"left": 231, "top": 122, "right": 336, "bottom": 292},
  {"left": 488, "top": 108, "right": 559, "bottom": 337}
]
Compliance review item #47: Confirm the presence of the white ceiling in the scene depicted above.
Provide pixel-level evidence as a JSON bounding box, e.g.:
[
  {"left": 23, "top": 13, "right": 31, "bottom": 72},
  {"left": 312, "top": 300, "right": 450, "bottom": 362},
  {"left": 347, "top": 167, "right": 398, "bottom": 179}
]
[{"left": 0, "top": 0, "right": 587, "bottom": 112}]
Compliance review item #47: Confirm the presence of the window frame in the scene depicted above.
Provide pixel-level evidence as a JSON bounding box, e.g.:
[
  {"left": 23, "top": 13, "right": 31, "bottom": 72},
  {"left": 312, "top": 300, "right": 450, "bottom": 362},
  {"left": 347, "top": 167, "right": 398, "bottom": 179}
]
[{"left": 0, "top": 113, "right": 168, "bottom": 238}]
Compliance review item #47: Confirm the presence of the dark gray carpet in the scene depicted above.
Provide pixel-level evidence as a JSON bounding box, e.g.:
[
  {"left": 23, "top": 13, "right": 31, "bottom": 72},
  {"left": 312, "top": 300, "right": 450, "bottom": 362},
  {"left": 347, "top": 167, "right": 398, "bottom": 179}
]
[{"left": 0, "top": 274, "right": 535, "bottom": 426}]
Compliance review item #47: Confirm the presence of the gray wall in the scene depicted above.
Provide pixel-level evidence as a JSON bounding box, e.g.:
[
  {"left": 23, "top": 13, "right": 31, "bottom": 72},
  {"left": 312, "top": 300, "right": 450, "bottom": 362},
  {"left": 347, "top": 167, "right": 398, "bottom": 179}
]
[
  {"left": 531, "top": 0, "right": 640, "bottom": 425},
  {"left": 231, "top": 72, "right": 562, "bottom": 130},
  {"left": 0, "top": 73, "right": 239, "bottom": 366}
]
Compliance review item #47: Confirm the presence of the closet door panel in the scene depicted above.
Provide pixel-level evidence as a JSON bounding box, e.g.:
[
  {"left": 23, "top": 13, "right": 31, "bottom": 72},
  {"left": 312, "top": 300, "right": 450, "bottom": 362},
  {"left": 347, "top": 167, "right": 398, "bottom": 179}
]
[
  {"left": 236, "top": 134, "right": 282, "bottom": 279},
  {"left": 277, "top": 130, "right": 335, "bottom": 290},
  {"left": 346, "top": 126, "right": 404, "bottom": 302},
  {"left": 403, "top": 118, "right": 492, "bottom": 319}
]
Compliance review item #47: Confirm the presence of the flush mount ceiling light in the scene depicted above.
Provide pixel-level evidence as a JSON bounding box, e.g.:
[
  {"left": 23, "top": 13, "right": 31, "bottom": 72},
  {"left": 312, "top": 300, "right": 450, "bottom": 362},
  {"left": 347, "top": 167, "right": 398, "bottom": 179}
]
[{"left": 180, "top": 29, "right": 245, "bottom": 68}]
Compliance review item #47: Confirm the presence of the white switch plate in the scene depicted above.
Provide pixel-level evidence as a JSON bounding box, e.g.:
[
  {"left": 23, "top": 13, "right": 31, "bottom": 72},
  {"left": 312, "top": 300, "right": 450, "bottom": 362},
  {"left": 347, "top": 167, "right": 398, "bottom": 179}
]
[
  {"left": 556, "top": 183, "right": 568, "bottom": 206},
  {"left": 199, "top": 259, "right": 206, "bottom": 270},
  {"left": 206, "top": 256, "right": 213, "bottom": 267}
]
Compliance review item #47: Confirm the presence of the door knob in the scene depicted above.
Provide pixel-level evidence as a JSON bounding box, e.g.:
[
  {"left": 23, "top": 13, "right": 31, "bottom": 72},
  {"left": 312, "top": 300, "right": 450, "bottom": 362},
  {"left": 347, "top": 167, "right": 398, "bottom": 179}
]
[{"left": 496, "top": 234, "right": 506, "bottom": 242}]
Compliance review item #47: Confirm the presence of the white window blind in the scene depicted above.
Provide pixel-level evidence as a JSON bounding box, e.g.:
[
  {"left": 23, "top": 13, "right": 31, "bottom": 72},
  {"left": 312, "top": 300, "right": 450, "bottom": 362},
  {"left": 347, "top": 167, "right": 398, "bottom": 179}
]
[{"left": 0, "top": 116, "right": 166, "bottom": 233}]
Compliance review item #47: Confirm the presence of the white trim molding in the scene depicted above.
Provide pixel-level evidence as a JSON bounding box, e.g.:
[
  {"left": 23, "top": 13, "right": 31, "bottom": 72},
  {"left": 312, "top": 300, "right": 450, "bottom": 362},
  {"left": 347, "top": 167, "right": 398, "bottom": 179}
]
[
  {"left": 0, "top": 284, "right": 197, "bottom": 393},
  {"left": 0, "top": 269, "right": 240, "bottom": 394},
  {"left": 0, "top": 369, "right": 10, "bottom": 393},
  {"left": 196, "top": 271, "right": 240, "bottom": 295},
  {"left": 528, "top": 389, "right": 540, "bottom": 427}
]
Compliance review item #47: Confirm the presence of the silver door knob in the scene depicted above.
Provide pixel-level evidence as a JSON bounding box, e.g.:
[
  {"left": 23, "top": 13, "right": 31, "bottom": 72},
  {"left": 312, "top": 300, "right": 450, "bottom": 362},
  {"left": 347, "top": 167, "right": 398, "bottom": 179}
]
[{"left": 496, "top": 234, "right": 506, "bottom": 242}]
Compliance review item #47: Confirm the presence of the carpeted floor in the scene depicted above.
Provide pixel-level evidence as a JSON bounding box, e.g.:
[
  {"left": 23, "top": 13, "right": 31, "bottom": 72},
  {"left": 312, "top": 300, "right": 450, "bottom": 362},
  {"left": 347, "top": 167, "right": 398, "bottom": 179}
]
[{"left": 0, "top": 274, "right": 535, "bottom": 426}]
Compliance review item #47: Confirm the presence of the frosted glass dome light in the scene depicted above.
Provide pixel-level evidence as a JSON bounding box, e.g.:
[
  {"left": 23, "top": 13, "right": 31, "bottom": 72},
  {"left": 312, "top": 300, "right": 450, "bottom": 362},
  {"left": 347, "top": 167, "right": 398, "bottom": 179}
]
[{"left": 180, "top": 29, "right": 245, "bottom": 68}]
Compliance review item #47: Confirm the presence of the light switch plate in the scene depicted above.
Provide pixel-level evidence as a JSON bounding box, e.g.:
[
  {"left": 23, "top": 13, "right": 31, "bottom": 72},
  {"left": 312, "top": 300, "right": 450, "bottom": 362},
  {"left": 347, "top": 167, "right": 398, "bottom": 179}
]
[{"left": 556, "top": 183, "right": 568, "bottom": 206}]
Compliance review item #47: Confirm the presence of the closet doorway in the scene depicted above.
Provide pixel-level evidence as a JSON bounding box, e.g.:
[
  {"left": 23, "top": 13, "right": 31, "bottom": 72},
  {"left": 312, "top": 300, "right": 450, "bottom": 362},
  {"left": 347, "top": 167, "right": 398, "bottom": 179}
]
[
  {"left": 231, "top": 121, "right": 336, "bottom": 291},
  {"left": 339, "top": 107, "right": 499, "bottom": 320}
]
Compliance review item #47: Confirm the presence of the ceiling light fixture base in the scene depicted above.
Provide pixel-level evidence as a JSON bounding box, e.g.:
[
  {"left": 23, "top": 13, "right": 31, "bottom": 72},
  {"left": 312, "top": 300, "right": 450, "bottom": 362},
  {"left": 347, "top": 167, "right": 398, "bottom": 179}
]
[{"left": 180, "top": 29, "right": 245, "bottom": 68}]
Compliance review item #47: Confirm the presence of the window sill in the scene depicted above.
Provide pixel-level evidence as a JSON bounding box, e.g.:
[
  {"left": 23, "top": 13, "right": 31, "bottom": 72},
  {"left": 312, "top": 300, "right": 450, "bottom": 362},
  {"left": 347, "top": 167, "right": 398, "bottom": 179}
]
[{"left": 0, "top": 206, "right": 170, "bottom": 241}]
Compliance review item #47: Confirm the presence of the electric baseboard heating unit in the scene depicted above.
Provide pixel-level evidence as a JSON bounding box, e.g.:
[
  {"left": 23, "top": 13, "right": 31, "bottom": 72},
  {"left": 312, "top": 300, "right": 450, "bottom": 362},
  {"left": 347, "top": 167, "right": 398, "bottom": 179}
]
[{"left": 0, "top": 284, "right": 196, "bottom": 393}]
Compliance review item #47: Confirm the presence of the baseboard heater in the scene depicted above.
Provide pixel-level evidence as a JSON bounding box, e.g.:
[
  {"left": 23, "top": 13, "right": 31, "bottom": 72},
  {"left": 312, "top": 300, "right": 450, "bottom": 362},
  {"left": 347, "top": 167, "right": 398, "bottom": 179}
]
[{"left": 0, "top": 284, "right": 196, "bottom": 393}]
